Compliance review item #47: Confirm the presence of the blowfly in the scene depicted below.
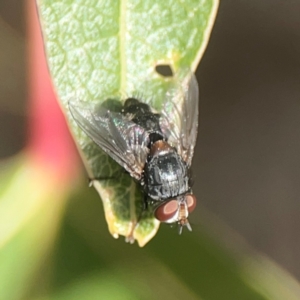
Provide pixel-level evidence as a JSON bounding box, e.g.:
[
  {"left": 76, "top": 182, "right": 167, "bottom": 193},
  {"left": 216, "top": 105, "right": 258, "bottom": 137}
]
[{"left": 69, "top": 70, "right": 199, "bottom": 233}]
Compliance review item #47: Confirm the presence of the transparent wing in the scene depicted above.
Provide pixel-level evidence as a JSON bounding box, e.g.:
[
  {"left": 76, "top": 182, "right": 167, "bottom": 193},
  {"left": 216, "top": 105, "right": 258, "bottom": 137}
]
[
  {"left": 160, "top": 70, "right": 199, "bottom": 166},
  {"left": 69, "top": 100, "right": 150, "bottom": 180}
]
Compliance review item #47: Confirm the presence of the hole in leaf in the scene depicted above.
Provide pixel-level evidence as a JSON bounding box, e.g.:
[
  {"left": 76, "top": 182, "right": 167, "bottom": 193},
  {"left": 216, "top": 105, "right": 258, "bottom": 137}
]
[{"left": 155, "top": 64, "right": 174, "bottom": 77}]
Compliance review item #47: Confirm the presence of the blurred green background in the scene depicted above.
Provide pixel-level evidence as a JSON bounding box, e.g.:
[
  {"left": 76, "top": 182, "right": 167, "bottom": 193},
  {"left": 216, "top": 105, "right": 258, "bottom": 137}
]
[{"left": 1, "top": 1, "right": 300, "bottom": 299}]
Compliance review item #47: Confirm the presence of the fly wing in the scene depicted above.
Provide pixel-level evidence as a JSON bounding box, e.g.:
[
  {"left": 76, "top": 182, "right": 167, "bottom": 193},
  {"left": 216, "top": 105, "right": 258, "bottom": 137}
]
[
  {"left": 69, "top": 100, "right": 149, "bottom": 180},
  {"left": 160, "top": 70, "right": 199, "bottom": 166}
]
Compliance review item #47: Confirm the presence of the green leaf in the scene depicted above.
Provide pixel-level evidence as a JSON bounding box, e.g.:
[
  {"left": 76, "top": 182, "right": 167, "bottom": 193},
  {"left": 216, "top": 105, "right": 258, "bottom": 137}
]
[{"left": 36, "top": 0, "right": 219, "bottom": 245}]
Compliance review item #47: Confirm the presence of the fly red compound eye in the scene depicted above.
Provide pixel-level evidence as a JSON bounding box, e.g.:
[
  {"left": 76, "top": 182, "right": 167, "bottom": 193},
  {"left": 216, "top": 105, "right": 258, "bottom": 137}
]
[
  {"left": 154, "top": 200, "right": 178, "bottom": 222},
  {"left": 186, "top": 194, "right": 197, "bottom": 213}
]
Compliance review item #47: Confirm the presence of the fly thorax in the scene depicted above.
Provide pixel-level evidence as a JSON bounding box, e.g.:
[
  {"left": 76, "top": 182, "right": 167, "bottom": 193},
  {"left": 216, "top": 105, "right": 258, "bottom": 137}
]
[{"left": 144, "top": 144, "right": 189, "bottom": 201}]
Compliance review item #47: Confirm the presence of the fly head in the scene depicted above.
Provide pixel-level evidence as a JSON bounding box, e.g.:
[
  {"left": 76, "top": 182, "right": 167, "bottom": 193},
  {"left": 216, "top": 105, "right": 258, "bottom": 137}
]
[{"left": 154, "top": 194, "right": 197, "bottom": 233}]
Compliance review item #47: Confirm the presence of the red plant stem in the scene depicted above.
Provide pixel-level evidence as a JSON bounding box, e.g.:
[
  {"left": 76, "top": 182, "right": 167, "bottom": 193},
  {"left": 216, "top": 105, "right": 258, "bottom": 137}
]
[{"left": 27, "top": 1, "right": 79, "bottom": 181}]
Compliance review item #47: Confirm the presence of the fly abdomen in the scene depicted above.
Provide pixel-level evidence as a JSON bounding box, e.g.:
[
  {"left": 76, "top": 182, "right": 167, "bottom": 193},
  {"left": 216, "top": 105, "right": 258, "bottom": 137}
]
[{"left": 144, "top": 141, "right": 190, "bottom": 200}]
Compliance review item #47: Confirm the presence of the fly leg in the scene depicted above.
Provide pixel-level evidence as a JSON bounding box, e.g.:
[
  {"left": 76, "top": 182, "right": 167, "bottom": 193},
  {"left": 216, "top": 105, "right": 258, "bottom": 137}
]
[
  {"left": 88, "top": 176, "right": 118, "bottom": 187},
  {"left": 143, "top": 193, "right": 149, "bottom": 210},
  {"left": 88, "top": 169, "right": 129, "bottom": 187},
  {"left": 136, "top": 194, "right": 149, "bottom": 224},
  {"left": 125, "top": 221, "right": 136, "bottom": 244},
  {"left": 124, "top": 194, "right": 148, "bottom": 245}
]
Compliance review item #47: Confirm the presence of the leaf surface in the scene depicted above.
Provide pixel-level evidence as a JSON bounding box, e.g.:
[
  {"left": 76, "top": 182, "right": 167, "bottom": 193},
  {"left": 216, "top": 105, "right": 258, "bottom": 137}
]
[{"left": 37, "top": 0, "right": 219, "bottom": 245}]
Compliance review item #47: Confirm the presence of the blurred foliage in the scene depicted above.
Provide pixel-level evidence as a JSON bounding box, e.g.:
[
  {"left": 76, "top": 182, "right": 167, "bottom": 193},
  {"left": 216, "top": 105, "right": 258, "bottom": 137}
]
[
  {"left": 1, "top": 157, "right": 300, "bottom": 300},
  {"left": 0, "top": 157, "right": 67, "bottom": 300}
]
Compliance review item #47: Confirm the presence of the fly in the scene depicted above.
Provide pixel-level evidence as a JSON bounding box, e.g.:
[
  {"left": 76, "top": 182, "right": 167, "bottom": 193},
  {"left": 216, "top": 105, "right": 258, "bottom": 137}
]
[{"left": 69, "top": 69, "right": 199, "bottom": 233}]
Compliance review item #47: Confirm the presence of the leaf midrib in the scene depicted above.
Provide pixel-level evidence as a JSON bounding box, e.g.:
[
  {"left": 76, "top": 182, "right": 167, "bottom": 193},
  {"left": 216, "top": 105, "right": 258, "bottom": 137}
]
[{"left": 119, "top": 0, "right": 127, "bottom": 93}]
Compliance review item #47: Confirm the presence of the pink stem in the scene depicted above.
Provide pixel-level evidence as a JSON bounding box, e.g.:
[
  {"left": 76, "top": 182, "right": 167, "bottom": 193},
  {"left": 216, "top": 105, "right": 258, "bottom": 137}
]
[{"left": 27, "top": 1, "right": 79, "bottom": 181}]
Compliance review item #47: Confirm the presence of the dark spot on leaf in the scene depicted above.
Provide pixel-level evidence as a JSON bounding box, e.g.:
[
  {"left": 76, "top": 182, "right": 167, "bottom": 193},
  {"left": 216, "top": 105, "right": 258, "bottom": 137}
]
[{"left": 155, "top": 64, "right": 173, "bottom": 77}]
